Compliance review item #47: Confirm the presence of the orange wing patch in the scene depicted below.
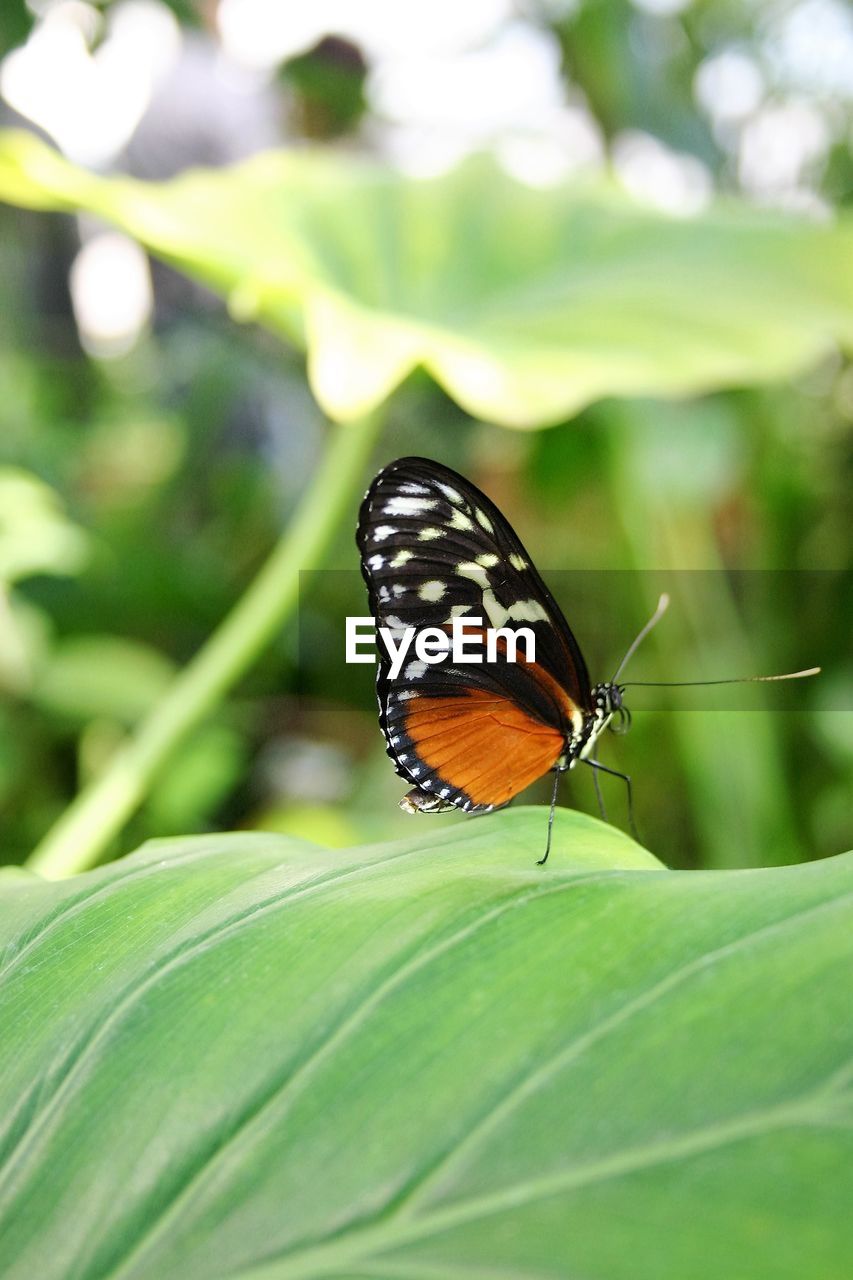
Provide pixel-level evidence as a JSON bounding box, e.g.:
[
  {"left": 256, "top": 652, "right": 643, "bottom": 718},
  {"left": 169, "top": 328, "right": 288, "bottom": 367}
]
[
  {"left": 453, "top": 627, "right": 584, "bottom": 739},
  {"left": 402, "top": 689, "right": 564, "bottom": 809}
]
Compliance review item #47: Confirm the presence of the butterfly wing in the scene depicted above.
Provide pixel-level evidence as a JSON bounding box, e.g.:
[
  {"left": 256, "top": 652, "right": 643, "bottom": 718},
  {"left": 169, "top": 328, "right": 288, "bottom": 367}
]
[{"left": 357, "top": 457, "right": 593, "bottom": 812}]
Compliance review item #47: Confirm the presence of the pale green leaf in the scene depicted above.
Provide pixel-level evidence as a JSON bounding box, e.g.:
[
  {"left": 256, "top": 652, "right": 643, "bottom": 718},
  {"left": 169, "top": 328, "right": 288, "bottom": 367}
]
[
  {"left": 1, "top": 132, "right": 852, "bottom": 426},
  {"left": 0, "top": 467, "right": 90, "bottom": 585},
  {"left": 31, "top": 634, "right": 176, "bottom": 725}
]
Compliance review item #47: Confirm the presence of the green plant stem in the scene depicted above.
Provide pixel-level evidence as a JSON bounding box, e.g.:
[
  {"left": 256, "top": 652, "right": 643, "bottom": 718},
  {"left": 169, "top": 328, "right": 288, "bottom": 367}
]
[{"left": 27, "top": 413, "right": 382, "bottom": 879}]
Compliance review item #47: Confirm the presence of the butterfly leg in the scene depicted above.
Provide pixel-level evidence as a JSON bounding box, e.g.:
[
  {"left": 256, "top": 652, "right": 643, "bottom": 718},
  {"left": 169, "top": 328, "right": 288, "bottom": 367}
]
[
  {"left": 537, "top": 767, "right": 565, "bottom": 867},
  {"left": 590, "top": 763, "right": 608, "bottom": 822},
  {"left": 583, "top": 759, "right": 639, "bottom": 842}
]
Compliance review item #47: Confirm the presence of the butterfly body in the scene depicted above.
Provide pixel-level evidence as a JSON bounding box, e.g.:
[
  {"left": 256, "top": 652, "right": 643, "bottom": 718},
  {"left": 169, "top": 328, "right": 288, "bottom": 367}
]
[{"left": 357, "top": 456, "right": 623, "bottom": 818}]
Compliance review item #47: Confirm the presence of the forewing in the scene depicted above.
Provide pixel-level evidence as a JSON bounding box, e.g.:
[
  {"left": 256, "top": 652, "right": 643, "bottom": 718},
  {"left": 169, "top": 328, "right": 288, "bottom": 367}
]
[{"left": 356, "top": 457, "right": 592, "bottom": 812}]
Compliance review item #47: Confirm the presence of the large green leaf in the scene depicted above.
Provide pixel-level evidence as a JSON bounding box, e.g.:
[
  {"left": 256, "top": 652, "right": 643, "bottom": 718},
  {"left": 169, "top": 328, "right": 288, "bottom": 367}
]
[
  {"left": 0, "top": 808, "right": 850, "bottom": 1279},
  {"left": 1, "top": 131, "right": 852, "bottom": 427}
]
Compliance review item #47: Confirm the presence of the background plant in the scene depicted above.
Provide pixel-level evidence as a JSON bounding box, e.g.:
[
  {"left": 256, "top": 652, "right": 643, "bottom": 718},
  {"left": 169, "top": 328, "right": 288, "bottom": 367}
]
[{"left": 0, "top": 0, "right": 850, "bottom": 876}]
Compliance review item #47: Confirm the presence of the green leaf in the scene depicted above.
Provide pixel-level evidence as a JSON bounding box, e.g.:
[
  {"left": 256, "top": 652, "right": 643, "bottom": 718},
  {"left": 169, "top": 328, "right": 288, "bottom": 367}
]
[
  {"left": 31, "top": 635, "right": 176, "bottom": 725},
  {"left": 1, "top": 808, "right": 851, "bottom": 1280},
  {"left": 0, "top": 467, "right": 90, "bottom": 585},
  {"left": 1, "top": 131, "right": 852, "bottom": 427}
]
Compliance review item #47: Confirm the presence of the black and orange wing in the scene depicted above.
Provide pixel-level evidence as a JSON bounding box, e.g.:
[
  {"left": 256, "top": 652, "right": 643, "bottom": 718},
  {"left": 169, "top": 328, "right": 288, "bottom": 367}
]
[
  {"left": 389, "top": 688, "right": 566, "bottom": 812},
  {"left": 356, "top": 457, "right": 593, "bottom": 813}
]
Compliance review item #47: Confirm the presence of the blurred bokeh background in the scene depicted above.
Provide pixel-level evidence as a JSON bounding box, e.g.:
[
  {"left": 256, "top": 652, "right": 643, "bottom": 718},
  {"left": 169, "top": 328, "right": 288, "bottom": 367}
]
[{"left": 0, "top": 0, "right": 851, "bottom": 871}]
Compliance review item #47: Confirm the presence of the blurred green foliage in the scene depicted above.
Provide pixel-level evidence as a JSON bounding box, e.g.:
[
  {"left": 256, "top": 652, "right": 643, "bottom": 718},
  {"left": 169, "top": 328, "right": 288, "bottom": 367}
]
[{"left": 0, "top": 0, "right": 850, "bottom": 871}]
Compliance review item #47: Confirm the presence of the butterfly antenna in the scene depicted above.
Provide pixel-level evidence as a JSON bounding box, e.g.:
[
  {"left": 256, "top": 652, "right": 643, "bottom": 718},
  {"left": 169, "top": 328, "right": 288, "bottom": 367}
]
[
  {"left": 622, "top": 667, "right": 821, "bottom": 688},
  {"left": 611, "top": 593, "right": 670, "bottom": 683},
  {"left": 538, "top": 768, "right": 562, "bottom": 866}
]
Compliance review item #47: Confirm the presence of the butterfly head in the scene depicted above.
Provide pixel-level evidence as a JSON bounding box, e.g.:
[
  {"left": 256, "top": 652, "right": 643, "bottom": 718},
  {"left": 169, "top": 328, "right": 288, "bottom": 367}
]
[
  {"left": 591, "top": 682, "right": 632, "bottom": 736},
  {"left": 563, "top": 683, "right": 630, "bottom": 770}
]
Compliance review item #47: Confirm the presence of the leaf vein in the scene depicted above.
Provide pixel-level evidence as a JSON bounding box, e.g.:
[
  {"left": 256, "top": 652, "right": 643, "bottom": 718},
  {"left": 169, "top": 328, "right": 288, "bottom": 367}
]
[
  {"left": 100, "top": 872, "right": 617, "bottom": 1280},
  {"left": 393, "top": 885, "right": 853, "bottom": 1218}
]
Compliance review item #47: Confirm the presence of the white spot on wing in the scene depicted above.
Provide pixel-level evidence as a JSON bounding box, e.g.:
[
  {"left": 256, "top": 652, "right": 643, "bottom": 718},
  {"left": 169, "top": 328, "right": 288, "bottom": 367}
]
[
  {"left": 373, "top": 525, "right": 397, "bottom": 542},
  {"left": 418, "top": 580, "right": 446, "bottom": 602},
  {"left": 381, "top": 616, "right": 407, "bottom": 640},
  {"left": 437, "top": 482, "right": 463, "bottom": 503},
  {"left": 384, "top": 497, "right": 437, "bottom": 516},
  {"left": 449, "top": 509, "right": 474, "bottom": 532},
  {"left": 509, "top": 552, "right": 528, "bottom": 570},
  {"left": 418, "top": 527, "right": 444, "bottom": 541},
  {"left": 509, "top": 599, "right": 549, "bottom": 623},
  {"left": 391, "top": 549, "right": 413, "bottom": 567},
  {"left": 405, "top": 660, "right": 428, "bottom": 679},
  {"left": 457, "top": 561, "right": 490, "bottom": 589},
  {"left": 368, "top": 554, "right": 384, "bottom": 570},
  {"left": 475, "top": 508, "right": 494, "bottom": 533},
  {"left": 480, "top": 591, "right": 550, "bottom": 629},
  {"left": 481, "top": 591, "right": 507, "bottom": 630},
  {"left": 476, "top": 553, "right": 499, "bottom": 568}
]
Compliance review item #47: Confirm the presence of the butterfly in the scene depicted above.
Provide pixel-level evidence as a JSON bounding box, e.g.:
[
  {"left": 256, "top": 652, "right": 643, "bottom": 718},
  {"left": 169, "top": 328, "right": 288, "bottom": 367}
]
[{"left": 356, "top": 456, "right": 819, "bottom": 863}]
